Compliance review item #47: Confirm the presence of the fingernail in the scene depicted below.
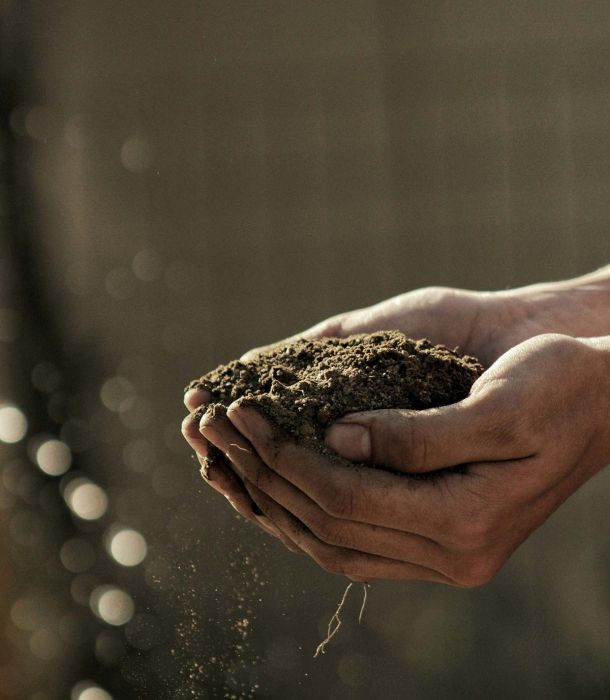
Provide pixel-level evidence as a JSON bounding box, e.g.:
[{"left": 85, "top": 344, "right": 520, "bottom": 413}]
[
  {"left": 182, "top": 412, "right": 209, "bottom": 457},
  {"left": 184, "top": 387, "right": 207, "bottom": 410},
  {"left": 325, "top": 423, "right": 371, "bottom": 461},
  {"left": 199, "top": 415, "right": 228, "bottom": 454}
]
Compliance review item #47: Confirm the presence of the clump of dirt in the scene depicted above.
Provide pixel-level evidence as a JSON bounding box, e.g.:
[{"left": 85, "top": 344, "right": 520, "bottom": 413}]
[{"left": 186, "top": 331, "right": 483, "bottom": 453}]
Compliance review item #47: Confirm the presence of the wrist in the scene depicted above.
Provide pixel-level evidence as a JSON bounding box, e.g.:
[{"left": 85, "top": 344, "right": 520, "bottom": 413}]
[
  {"left": 580, "top": 335, "right": 610, "bottom": 466},
  {"left": 496, "top": 265, "right": 610, "bottom": 340}
]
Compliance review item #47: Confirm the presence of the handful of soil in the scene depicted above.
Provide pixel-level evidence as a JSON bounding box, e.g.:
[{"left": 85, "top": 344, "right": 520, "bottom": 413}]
[{"left": 185, "top": 331, "right": 483, "bottom": 454}]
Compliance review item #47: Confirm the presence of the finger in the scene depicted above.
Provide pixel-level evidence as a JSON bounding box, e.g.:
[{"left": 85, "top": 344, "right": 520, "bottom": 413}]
[
  {"left": 197, "top": 449, "right": 285, "bottom": 541},
  {"left": 199, "top": 408, "right": 306, "bottom": 555},
  {"left": 182, "top": 407, "right": 209, "bottom": 458},
  {"left": 227, "top": 403, "right": 457, "bottom": 539},
  {"left": 184, "top": 387, "right": 211, "bottom": 411},
  {"left": 324, "top": 395, "right": 534, "bottom": 473},
  {"left": 198, "top": 451, "right": 271, "bottom": 527},
  {"left": 241, "top": 481, "right": 305, "bottom": 555},
  {"left": 248, "top": 484, "right": 453, "bottom": 583},
  {"left": 219, "top": 429, "right": 453, "bottom": 573}
]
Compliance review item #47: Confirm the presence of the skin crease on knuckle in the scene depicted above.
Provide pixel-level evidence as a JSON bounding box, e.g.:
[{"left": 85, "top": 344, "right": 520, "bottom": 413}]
[
  {"left": 315, "top": 478, "right": 358, "bottom": 520},
  {"left": 305, "top": 512, "right": 353, "bottom": 550}
]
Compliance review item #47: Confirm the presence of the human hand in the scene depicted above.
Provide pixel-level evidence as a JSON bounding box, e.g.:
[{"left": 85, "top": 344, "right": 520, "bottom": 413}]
[
  {"left": 200, "top": 333, "right": 609, "bottom": 583},
  {"left": 181, "top": 286, "right": 514, "bottom": 524},
  {"left": 181, "top": 401, "right": 305, "bottom": 552},
  {"left": 183, "top": 268, "right": 610, "bottom": 541}
]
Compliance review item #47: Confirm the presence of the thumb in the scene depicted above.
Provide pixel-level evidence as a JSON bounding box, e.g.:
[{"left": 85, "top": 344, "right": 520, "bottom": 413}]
[{"left": 324, "top": 399, "right": 512, "bottom": 473}]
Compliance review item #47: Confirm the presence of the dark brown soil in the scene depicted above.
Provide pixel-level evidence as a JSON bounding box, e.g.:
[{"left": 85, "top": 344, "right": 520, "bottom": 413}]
[{"left": 186, "top": 331, "right": 483, "bottom": 455}]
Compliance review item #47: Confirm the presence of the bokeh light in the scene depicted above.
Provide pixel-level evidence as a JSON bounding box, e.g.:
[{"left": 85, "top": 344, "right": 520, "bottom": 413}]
[
  {"left": 64, "top": 114, "right": 85, "bottom": 149},
  {"left": 35, "top": 439, "right": 72, "bottom": 476},
  {"left": 104, "top": 268, "right": 136, "bottom": 301},
  {"left": 70, "top": 574, "right": 99, "bottom": 607},
  {"left": 132, "top": 249, "right": 162, "bottom": 281},
  {"left": 10, "top": 597, "right": 44, "bottom": 631},
  {"left": 107, "top": 527, "right": 147, "bottom": 567},
  {"left": 71, "top": 681, "right": 113, "bottom": 700},
  {"left": 64, "top": 478, "right": 108, "bottom": 521},
  {"left": 0, "top": 404, "right": 28, "bottom": 443},
  {"left": 95, "top": 630, "right": 127, "bottom": 666},
  {"left": 60, "top": 538, "right": 96, "bottom": 573},
  {"left": 29, "top": 628, "right": 61, "bottom": 661},
  {"left": 24, "top": 105, "right": 54, "bottom": 142},
  {"left": 31, "top": 362, "right": 61, "bottom": 393},
  {"left": 120, "top": 136, "right": 153, "bottom": 173},
  {"left": 90, "top": 586, "right": 135, "bottom": 626},
  {"left": 99, "top": 376, "right": 135, "bottom": 413},
  {"left": 122, "top": 438, "right": 155, "bottom": 473}
]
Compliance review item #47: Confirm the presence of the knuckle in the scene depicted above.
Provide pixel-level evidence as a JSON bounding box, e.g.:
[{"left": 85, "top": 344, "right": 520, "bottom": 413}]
[
  {"left": 449, "top": 510, "right": 494, "bottom": 550},
  {"left": 386, "top": 413, "right": 428, "bottom": 470},
  {"left": 309, "top": 516, "right": 351, "bottom": 549},
  {"left": 319, "top": 483, "right": 357, "bottom": 520},
  {"left": 311, "top": 546, "right": 347, "bottom": 576},
  {"left": 250, "top": 465, "right": 274, "bottom": 493},
  {"left": 454, "top": 555, "right": 500, "bottom": 588},
  {"left": 405, "top": 423, "right": 429, "bottom": 469},
  {"left": 269, "top": 440, "right": 289, "bottom": 468}
]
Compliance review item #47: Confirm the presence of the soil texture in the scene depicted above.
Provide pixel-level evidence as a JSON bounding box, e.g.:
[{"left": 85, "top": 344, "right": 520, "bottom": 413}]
[{"left": 186, "top": 331, "right": 483, "bottom": 455}]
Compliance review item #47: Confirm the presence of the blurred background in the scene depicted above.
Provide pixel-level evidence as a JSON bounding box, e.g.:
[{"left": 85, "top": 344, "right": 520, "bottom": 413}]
[{"left": 0, "top": 1, "right": 609, "bottom": 698}]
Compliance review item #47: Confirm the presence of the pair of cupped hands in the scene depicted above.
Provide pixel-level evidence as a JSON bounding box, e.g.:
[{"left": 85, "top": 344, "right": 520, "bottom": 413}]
[{"left": 182, "top": 283, "right": 609, "bottom": 586}]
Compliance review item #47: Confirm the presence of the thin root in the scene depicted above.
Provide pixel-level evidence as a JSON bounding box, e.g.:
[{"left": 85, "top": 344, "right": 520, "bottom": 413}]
[
  {"left": 358, "top": 582, "right": 370, "bottom": 624},
  {"left": 313, "top": 582, "right": 371, "bottom": 658},
  {"left": 229, "top": 442, "right": 253, "bottom": 454}
]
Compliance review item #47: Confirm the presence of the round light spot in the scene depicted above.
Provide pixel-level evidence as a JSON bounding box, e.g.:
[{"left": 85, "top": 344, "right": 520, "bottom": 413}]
[
  {"left": 118, "top": 396, "right": 152, "bottom": 430},
  {"left": 120, "top": 136, "right": 153, "bottom": 173},
  {"left": 80, "top": 689, "right": 113, "bottom": 700},
  {"left": 95, "top": 630, "right": 126, "bottom": 666},
  {"left": 64, "top": 114, "right": 85, "bottom": 149},
  {"left": 24, "top": 105, "right": 54, "bottom": 142},
  {"left": 0, "top": 405, "right": 27, "bottom": 443},
  {"left": 100, "top": 376, "right": 135, "bottom": 413},
  {"left": 108, "top": 528, "right": 147, "bottom": 567},
  {"left": 132, "top": 249, "right": 162, "bottom": 281},
  {"left": 91, "top": 586, "right": 134, "bottom": 626},
  {"left": 31, "top": 362, "right": 61, "bottom": 393},
  {"left": 70, "top": 574, "right": 98, "bottom": 606},
  {"left": 65, "top": 479, "right": 108, "bottom": 521},
  {"left": 60, "top": 538, "right": 96, "bottom": 573},
  {"left": 29, "top": 628, "right": 60, "bottom": 660},
  {"left": 36, "top": 439, "right": 71, "bottom": 476},
  {"left": 71, "top": 681, "right": 113, "bottom": 700},
  {"left": 104, "top": 268, "right": 135, "bottom": 300},
  {"left": 122, "top": 438, "right": 155, "bottom": 473},
  {"left": 10, "top": 597, "right": 43, "bottom": 631}
]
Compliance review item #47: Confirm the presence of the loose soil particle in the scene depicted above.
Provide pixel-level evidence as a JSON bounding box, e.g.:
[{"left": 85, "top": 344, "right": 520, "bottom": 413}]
[{"left": 186, "top": 331, "right": 483, "bottom": 460}]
